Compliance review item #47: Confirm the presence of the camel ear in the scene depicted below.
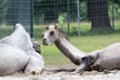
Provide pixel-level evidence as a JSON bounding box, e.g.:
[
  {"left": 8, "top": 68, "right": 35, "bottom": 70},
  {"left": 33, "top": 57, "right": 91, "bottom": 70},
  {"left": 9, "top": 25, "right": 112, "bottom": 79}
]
[{"left": 54, "top": 24, "right": 59, "bottom": 30}]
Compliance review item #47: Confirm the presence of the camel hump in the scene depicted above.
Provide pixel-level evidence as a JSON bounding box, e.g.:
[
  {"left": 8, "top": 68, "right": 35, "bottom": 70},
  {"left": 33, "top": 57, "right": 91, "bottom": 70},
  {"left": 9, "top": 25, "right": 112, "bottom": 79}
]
[{"left": 15, "top": 23, "right": 25, "bottom": 31}]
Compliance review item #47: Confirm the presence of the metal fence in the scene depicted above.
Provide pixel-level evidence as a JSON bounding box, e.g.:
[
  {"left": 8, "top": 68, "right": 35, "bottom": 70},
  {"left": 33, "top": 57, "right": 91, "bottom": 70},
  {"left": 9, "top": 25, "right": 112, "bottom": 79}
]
[
  {"left": 0, "top": 0, "right": 120, "bottom": 38},
  {"left": 0, "top": 0, "right": 33, "bottom": 38},
  {"left": 34, "top": 0, "right": 120, "bottom": 37}
]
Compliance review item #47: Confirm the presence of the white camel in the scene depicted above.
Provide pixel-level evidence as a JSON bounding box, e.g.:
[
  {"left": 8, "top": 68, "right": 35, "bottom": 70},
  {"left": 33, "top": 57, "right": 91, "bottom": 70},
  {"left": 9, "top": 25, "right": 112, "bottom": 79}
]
[
  {"left": 42, "top": 24, "right": 120, "bottom": 74},
  {"left": 0, "top": 23, "right": 44, "bottom": 76}
]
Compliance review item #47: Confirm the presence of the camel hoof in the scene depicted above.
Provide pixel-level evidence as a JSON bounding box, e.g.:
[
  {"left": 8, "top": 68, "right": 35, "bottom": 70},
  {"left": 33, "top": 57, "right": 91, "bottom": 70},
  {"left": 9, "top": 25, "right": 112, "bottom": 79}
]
[
  {"left": 32, "top": 71, "right": 36, "bottom": 75},
  {"left": 31, "top": 70, "right": 43, "bottom": 75},
  {"left": 72, "top": 68, "right": 84, "bottom": 75},
  {"left": 71, "top": 71, "right": 83, "bottom": 75}
]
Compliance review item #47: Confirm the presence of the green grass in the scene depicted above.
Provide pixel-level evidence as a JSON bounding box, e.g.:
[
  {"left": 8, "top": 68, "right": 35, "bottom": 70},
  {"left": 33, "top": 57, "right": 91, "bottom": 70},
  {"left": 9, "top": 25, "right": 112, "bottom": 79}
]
[
  {"left": 0, "top": 24, "right": 13, "bottom": 38},
  {"left": 34, "top": 20, "right": 120, "bottom": 38},
  {"left": 33, "top": 20, "right": 120, "bottom": 68},
  {"left": 38, "top": 33, "right": 120, "bottom": 68},
  {"left": 0, "top": 21, "right": 120, "bottom": 68}
]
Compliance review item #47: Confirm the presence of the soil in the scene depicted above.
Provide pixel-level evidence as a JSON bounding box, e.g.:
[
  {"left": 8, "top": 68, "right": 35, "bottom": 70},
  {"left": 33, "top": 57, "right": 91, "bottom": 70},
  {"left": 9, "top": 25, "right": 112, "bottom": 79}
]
[{"left": 0, "top": 70, "right": 120, "bottom": 80}]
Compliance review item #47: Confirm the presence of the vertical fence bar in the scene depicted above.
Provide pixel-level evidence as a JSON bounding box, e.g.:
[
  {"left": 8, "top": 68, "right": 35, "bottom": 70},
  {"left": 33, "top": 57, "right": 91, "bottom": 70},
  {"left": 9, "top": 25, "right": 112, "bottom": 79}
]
[
  {"left": 30, "top": 0, "right": 33, "bottom": 38},
  {"left": 77, "top": 0, "right": 80, "bottom": 36},
  {"left": 67, "top": 0, "right": 70, "bottom": 35},
  {"left": 13, "top": 0, "right": 16, "bottom": 30},
  {"left": 112, "top": 0, "right": 114, "bottom": 31}
]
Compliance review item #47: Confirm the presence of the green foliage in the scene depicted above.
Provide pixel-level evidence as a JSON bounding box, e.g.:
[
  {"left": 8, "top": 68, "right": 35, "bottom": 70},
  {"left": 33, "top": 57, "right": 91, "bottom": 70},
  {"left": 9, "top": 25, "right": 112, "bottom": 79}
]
[
  {"left": 108, "top": 0, "right": 120, "bottom": 20},
  {"left": 0, "top": 0, "right": 7, "bottom": 24},
  {"left": 80, "top": 1, "right": 87, "bottom": 21},
  {"left": 0, "top": 24, "right": 13, "bottom": 38},
  {"left": 71, "top": 27, "right": 78, "bottom": 35},
  {"left": 57, "top": 13, "right": 67, "bottom": 28},
  {"left": 34, "top": 0, "right": 120, "bottom": 24},
  {"left": 33, "top": 20, "right": 120, "bottom": 39}
]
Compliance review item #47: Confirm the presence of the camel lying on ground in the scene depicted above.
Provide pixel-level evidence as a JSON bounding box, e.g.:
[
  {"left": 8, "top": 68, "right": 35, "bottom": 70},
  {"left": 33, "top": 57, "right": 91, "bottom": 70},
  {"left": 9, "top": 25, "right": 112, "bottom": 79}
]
[
  {"left": 0, "top": 23, "right": 44, "bottom": 76},
  {"left": 42, "top": 24, "right": 120, "bottom": 74}
]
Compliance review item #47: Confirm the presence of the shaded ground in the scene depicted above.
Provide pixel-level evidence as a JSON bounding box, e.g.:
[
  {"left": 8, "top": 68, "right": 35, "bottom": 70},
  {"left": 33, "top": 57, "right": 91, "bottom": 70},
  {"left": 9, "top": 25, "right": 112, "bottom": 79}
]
[{"left": 0, "top": 70, "right": 120, "bottom": 80}]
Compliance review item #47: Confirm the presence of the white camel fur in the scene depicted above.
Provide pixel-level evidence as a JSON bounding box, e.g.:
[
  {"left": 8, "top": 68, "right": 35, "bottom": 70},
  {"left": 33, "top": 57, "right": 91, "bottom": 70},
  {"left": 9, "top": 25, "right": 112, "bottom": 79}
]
[
  {"left": 42, "top": 24, "right": 120, "bottom": 73},
  {"left": 0, "top": 23, "right": 44, "bottom": 76}
]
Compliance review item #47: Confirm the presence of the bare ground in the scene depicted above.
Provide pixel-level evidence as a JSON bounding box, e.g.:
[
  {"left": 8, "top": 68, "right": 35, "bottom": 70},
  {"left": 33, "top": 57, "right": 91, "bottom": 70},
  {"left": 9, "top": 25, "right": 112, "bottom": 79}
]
[{"left": 0, "top": 70, "right": 120, "bottom": 80}]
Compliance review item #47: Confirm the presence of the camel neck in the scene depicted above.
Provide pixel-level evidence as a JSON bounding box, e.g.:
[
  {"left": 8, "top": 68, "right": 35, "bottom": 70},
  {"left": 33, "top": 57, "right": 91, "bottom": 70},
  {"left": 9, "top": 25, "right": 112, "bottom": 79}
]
[{"left": 54, "top": 37, "right": 86, "bottom": 65}]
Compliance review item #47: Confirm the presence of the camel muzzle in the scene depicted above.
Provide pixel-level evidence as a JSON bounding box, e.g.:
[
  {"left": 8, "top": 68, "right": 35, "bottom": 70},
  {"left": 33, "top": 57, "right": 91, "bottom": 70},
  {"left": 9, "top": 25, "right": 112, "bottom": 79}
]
[{"left": 43, "top": 38, "right": 48, "bottom": 46}]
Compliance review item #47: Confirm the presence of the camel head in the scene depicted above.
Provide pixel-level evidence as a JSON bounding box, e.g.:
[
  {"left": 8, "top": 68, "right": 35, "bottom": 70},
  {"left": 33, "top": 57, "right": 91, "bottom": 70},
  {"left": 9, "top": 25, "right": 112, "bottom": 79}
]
[{"left": 42, "top": 24, "right": 59, "bottom": 46}]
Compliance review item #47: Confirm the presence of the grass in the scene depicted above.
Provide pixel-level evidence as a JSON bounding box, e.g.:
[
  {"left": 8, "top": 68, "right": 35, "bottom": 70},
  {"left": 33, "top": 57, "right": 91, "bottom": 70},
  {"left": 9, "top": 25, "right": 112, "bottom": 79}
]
[
  {"left": 0, "top": 24, "right": 13, "bottom": 38},
  {"left": 0, "top": 21, "right": 120, "bottom": 68},
  {"left": 39, "top": 33, "right": 120, "bottom": 68},
  {"left": 38, "top": 31, "right": 120, "bottom": 68},
  {"left": 33, "top": 20, "right": 120, "bottom": 68},
  {"left": 33, "top": 20, "right": 120, "bottom": 38}
]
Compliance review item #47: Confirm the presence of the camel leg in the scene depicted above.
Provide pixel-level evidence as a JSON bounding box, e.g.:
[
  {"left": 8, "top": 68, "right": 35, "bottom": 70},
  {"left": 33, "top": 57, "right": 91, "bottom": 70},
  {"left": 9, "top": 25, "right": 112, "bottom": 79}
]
[
  {"left": 74, "top": 56, "right": 92, "bottom": 74},
  {"left": 44, "top": 68, "right": 76, "bottom": 72},
  {"left": 44, "top": 57, "right": 91, "bottom": 73},
  {"left": 24, "top": 55, "right": 44, "bottom": 75}
]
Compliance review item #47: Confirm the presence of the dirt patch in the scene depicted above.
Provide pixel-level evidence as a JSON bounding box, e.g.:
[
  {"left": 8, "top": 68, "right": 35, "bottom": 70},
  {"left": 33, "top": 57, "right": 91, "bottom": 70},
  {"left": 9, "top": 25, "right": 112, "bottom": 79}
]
[{"left": 0, "top": 70, "right": 120, "bottom": 80}]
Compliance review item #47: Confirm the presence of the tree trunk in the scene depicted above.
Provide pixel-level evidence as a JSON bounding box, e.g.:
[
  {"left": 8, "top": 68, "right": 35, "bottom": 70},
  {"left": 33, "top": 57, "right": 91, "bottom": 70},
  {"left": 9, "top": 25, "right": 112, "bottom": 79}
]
[{"left": 87, "top": 0, "right": 112, "bottom": 31}]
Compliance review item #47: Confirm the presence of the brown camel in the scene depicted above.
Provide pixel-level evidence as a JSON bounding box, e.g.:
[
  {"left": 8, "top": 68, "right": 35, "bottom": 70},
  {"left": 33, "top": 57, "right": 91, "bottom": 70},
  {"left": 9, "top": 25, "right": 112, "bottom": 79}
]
[{"left": 42, "top": 24, "right": 120, "bottom": 74}]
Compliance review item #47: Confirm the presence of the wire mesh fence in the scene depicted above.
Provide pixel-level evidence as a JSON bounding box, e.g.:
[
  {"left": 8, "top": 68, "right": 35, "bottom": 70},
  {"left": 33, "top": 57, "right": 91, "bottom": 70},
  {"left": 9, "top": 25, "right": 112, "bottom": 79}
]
[
  {"left": 0, "top": 0, "right": 33, "bottom": 38},
  {"left": 0, "top": 0, "right": 120, "bottom": 69},
  {"left": 34, "top": 0, "right": 120, "bottom": 38},
  {"left": 0, "top": 0, "right": 120, "bottom": 38}
]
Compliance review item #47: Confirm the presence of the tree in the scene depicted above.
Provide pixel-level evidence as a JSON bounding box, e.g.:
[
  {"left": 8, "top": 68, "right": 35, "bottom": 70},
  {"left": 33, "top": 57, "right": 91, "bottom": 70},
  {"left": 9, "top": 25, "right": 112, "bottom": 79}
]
[
  {"left": 87, "top": 0, "right": 112, "bottom": 31},
  {"left": 34, "top": 0, "right": 76, "bottom": 23},
  {"left": 34, "top": 0, "right": 60, "bottom": 23}
]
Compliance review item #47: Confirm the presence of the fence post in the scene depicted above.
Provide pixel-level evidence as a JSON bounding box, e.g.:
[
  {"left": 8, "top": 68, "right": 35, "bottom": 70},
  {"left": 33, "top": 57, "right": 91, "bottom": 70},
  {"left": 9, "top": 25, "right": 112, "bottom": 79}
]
[
  {"left": 77, "top": 0, "right": 80, "bottom": 36},
  {"left": 30, "top": 0, "right": 33, "bottom": 38},
  {"left": 13, "top": 0, "right": 16, "bottom": 30},
  {"left": 67, "top": 0, "right": 70, "bottom": 35},
  {"left": 112, "top": 0, "right": 114, "bottom": 31}
]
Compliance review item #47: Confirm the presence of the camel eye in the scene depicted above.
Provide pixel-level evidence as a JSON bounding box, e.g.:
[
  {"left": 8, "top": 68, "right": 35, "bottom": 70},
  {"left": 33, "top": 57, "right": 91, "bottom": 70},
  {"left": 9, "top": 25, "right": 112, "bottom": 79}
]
[
  {"left": 50, "top": 31, "right": 54, "bottom": 35},
  {"left": 45, "top": 26, "right": 49, "bottom": 30}
]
